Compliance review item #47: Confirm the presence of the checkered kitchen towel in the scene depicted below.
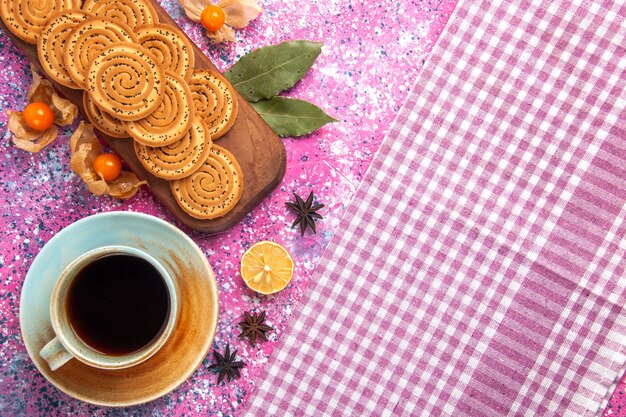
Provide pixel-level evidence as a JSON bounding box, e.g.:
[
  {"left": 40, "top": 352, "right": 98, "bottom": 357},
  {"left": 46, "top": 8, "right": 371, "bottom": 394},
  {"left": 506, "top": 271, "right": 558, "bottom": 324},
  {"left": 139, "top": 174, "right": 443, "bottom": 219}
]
[{"left": 246, "top": 1, "right": 626, "bottom": 416}]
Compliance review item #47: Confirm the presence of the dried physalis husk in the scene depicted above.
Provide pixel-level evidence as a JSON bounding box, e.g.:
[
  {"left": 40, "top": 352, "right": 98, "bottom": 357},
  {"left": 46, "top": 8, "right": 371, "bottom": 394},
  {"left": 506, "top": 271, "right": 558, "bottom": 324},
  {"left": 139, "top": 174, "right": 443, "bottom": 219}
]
[
  {"left": 28, "top": 65, "right": 78, "bottom": 125},
  {"left": 179, "top": 0, "right": 261, "bottom": 43},
  {"left": 204, "top": 23, "right": 236, "bottom": 43},
  {"left": 7, "top": 111, "right": 59, "bottom": 153},
  {"left": 217, "top": 0, "right": 262, "bottom": 29},
  {"left": 179, "top": 0, "right": 204, "bottom": 21},
  {"left": 70, "top": 122, "right": 147, "bottom": 199},
  {"left": 7, "top": 65, "right": 78, "bottom": 152}
]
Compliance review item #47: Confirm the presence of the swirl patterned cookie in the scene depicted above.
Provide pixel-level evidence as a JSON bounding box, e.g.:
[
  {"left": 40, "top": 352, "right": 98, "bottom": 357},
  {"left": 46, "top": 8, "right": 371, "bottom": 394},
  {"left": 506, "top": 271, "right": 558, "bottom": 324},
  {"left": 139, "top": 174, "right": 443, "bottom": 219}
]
[
  {"left": 123, "top": 71, "right": 195, "bottom": 146},
  {"left": 134, "top": 116, "right": 212, "bottom": 180},
  {"left": 82, "top": 0, "right": 159, "bottom": 29},
  {"left": 0, "top": 0, "right": 81, "bottom": 44},
  {"left": 83, "top": 91, "right": 130, "bottom": 138},
  {"left": 170, "top": 145, "right": 244, "bottom": 220},
  {"left": 37, "top": 10, "right": 93, "bottom": 89},
  {"left": 64, "top": 17, "right": 138, "bottom": 89},
  {"left": 136, "top": 23, "right": 195, "bottom": 82},
  {"left": 189, "top": 70, "right": 239, "bottom": 140},
  {"left": 85, "top": 42, "right": 165, "bottom": 122}
]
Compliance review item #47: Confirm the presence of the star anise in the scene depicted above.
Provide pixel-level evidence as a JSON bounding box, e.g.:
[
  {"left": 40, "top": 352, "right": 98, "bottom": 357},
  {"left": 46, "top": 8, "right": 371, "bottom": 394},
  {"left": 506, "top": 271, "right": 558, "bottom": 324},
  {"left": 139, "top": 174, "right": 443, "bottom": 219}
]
[
  {"left": 239, "top": 311, "right": 273, "bottom": 346},
  {"left": 286, "top": 191, "right": 324, "bottom": 235},
  {"left": 208, "top": 345, "right": 246, "bottom": 384}
]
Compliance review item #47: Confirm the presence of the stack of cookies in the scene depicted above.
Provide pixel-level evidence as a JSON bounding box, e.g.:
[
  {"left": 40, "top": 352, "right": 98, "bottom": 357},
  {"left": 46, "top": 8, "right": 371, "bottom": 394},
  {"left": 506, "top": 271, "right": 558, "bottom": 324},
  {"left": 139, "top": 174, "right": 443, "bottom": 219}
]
[{"left": 1, "top": 0, "right": 244, "bottom": 220}]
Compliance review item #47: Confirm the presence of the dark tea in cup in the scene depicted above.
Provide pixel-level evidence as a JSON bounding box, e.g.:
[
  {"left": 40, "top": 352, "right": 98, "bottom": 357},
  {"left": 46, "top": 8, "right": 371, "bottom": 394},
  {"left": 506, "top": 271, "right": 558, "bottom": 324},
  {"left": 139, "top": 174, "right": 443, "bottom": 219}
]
[
  {"left": 66, "top": 253, "right": 170, "bottom": 356},
  {"left": 40, "top": 245, "right": 178, "bottom": 371}
]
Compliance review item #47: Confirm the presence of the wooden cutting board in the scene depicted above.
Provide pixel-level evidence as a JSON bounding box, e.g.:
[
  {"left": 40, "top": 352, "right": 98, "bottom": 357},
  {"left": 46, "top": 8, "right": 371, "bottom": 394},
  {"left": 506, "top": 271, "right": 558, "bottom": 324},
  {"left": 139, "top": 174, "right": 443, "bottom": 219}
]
[{"left": 0, "top": 2, "right": 286, "bottom": 234}]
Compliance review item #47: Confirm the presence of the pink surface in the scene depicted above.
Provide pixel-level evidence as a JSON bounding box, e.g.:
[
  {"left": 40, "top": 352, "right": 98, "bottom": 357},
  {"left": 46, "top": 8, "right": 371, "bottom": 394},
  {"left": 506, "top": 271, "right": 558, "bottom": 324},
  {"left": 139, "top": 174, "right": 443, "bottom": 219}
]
[
  {"left": 0, "top": 1, "right": 623, "bottom": 416},
  {"left": 0, "top": 0, "right": 457, "bottom": 415}
]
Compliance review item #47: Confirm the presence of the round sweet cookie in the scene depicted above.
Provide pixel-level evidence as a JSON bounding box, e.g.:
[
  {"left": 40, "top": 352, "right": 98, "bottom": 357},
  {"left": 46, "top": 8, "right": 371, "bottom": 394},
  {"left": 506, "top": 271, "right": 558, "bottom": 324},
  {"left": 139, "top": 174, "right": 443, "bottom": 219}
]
[
  {"left": 170, "top": 145, "right": 244, "bottom": 220},
  {"left": 64, "top": 17, "right": 138, "bottom": 89},
  {"left": 37, "top": 10, "right": 93, "bottom": 89},
  {"left": 134, "top": 116, "right": 212, "bottom": 180},
  {"left": 123, "top": 71, "right": 195, "bottom": 146},
  {"left": 135, "top": 24, "right": 195, "bottom": 82},
  {"left": 83, "top": 91, "right": 130, "bottom": 138},
  {"left": 0, "top": 0, "right": 81, "bottom": 44},
  {"left": 189, "top": 70, "right": 238, "bottom": 140},
  {"left": 82, "top": 0, "right": 159, "bottom": 29},
  {"left": 85, "top": 42, "right": 165, "bottom": 122}
]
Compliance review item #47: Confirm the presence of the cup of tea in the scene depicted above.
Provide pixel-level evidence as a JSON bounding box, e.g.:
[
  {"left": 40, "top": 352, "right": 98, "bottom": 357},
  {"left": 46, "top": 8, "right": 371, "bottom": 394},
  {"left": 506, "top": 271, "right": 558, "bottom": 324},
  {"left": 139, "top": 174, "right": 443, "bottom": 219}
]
[{"left": 39, "top": 245, "right": 178, "bottom": 371}]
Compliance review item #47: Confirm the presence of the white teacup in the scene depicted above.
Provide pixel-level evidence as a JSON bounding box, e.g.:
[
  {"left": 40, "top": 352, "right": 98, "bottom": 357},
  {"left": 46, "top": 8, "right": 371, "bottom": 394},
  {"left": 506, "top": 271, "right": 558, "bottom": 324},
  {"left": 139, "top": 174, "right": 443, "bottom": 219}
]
[{"left": 40, "top": 245, "right": 178, "bottom": 371}]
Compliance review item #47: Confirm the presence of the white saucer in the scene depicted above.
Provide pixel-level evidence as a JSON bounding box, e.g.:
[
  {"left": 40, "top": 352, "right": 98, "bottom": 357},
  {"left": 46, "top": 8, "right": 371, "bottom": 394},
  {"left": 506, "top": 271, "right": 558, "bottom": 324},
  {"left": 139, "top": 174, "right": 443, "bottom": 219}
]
[{"left": 20, "top": 211, "right": 219, "bottom": 407}]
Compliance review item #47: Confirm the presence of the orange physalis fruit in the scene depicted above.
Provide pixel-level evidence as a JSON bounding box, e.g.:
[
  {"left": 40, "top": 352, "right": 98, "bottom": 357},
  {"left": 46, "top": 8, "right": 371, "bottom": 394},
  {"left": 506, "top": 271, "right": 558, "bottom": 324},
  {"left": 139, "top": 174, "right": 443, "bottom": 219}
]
[
  {"left": 200, "top": 5, "right": 225, "bottom": 32},
  {"left": 23, "top": 101, "right": 54, "bottom": 131},
  {"left": 93, "top": 153, "right": 122, "bottom": 181}
]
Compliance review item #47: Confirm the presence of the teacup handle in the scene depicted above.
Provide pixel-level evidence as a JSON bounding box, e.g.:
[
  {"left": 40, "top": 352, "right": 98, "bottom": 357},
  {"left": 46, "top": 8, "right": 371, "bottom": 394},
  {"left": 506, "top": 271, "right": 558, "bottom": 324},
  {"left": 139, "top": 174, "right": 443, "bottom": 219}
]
[{"left": 40, "top": 337, "right": 73, "bottom": 371}]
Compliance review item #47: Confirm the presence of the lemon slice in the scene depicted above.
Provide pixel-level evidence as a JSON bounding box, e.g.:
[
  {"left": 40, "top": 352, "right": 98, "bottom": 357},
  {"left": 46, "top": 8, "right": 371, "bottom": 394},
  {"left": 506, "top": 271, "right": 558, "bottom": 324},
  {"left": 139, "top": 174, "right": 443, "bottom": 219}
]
[{"left": 241, "top": 241, "right": 294, "bottom": 295}]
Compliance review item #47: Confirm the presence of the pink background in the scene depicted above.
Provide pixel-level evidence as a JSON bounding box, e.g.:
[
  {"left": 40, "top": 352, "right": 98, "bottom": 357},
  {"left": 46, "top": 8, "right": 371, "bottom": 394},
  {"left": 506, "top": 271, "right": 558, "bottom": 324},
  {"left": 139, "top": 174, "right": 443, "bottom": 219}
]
[{"left": 0, "top": 0, "right": 622, "bottom": 415}]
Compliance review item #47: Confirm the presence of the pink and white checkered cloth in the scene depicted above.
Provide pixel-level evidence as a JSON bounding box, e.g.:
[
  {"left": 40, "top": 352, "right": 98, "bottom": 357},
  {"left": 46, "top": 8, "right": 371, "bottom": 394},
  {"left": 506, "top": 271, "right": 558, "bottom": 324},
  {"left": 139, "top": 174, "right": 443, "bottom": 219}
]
[{"left": 246, "top": 1, "right": 626, "bottom": 415}]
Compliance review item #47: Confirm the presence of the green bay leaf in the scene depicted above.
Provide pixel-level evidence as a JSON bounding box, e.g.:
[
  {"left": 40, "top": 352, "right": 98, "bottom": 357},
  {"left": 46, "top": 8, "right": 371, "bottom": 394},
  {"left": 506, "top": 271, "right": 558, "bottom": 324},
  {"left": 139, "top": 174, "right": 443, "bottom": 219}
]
[
  {"left": 250, "top": 97, "right": 338, "bottom": 137},
  {"left": 224, "top": 40, "right": 323, "bottom": 102}
]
